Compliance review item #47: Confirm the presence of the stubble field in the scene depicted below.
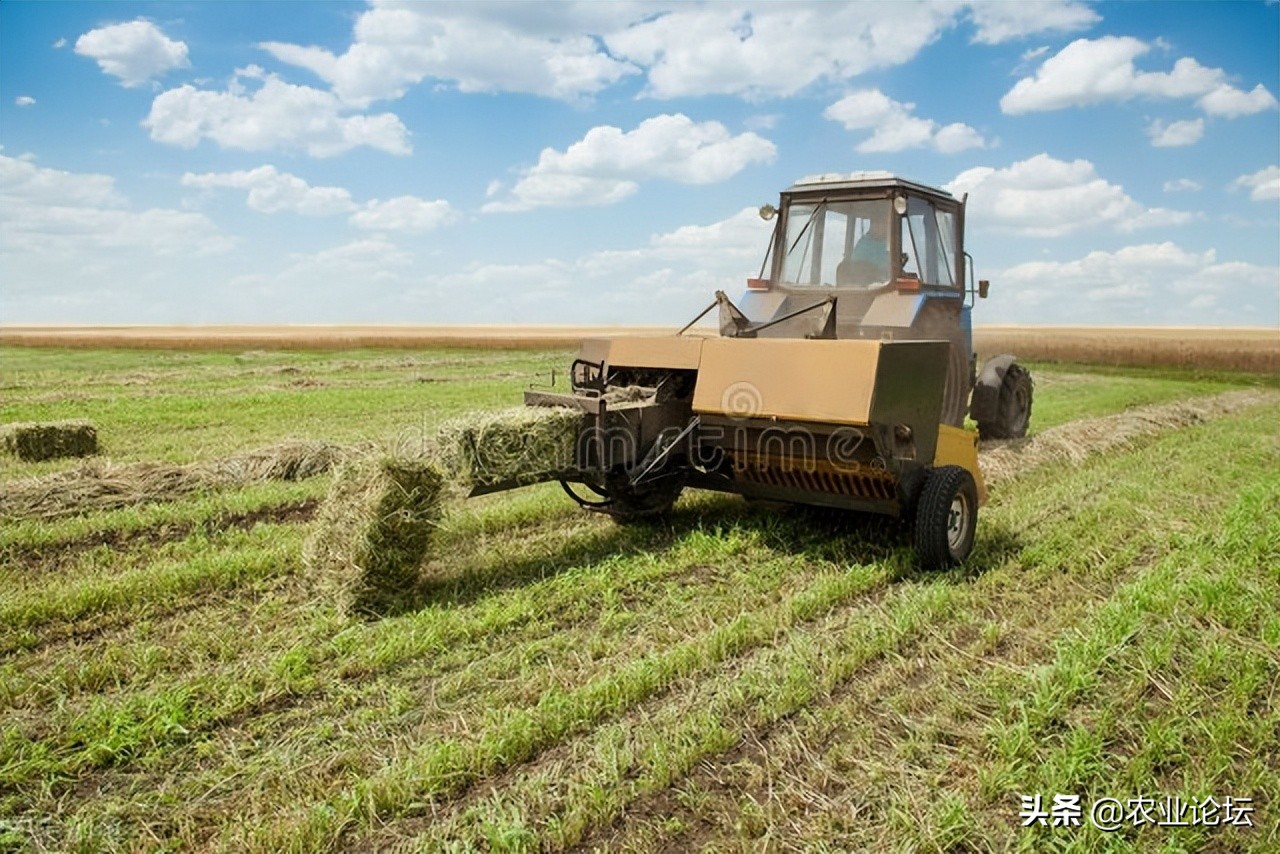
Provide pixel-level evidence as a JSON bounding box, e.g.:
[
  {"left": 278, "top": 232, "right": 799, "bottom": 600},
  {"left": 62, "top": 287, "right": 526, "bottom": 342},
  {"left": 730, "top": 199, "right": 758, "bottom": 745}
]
[{"left": 1, "top": 343, "right": 1277, "bottom": 852}]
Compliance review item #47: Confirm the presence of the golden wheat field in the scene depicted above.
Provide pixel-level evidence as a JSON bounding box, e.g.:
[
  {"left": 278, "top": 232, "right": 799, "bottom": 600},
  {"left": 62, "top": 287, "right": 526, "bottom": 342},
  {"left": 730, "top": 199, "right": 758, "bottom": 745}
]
[{"left": 1, "top": 324, "right": 1276, "bottom": 371}]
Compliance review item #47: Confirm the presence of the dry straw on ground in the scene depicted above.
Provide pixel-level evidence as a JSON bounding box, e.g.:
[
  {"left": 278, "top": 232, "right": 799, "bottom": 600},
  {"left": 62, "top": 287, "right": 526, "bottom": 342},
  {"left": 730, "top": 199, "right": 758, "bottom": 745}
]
[
  {"left": 0, "top": 420, "right": 99, "bottom": 462},
  {"left": 979, "top": 389, "right": 1279, "bottom": 486},
  {"left": 305, "top": 406, "right": 581, "bottom": 615},
  {"left": 0, "top": 440, "right": 345, "bottom": 520}
]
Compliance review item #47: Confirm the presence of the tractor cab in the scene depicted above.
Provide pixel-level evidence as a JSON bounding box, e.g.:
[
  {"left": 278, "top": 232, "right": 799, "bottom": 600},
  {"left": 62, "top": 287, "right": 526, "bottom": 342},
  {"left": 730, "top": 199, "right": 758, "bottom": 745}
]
[
  {"left": 741, "top": 172, "right": 974, "bottom": 339},
  {"left": 768, "top": 172, "right": 964, "bottom": 295},
  {"left": 712, "top": 171, "right": 1024, "bottom": 433}
]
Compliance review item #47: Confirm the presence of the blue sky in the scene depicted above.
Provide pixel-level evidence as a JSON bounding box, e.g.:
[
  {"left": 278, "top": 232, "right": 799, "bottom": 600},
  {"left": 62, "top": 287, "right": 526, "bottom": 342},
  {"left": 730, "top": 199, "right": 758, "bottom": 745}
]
[{"left": 1, "top": 0, "right": 1277, "bottom": 326}]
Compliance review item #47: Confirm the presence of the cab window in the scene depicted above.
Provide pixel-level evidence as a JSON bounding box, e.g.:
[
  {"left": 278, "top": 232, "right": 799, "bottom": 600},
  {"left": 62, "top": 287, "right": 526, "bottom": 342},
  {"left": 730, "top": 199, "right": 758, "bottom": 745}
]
[
  {"left": 900, "top": 197, "right": 957, "bottom": 288},
  {"left": 779, "top": 199, "right": 891, "bottom": 287}
]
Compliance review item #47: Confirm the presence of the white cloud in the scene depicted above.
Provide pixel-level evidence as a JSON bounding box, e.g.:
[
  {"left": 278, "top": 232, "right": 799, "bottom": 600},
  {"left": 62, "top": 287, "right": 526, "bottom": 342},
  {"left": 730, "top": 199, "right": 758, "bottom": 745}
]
[
  {"left": 1, "top": 151, "right": 125, "bottom": 208},
  {"left": 408, "top": 207, "right": 774, "bottom": 323},
  {"left": 996, "top": 243, "right": 1278, "bottom": 324},
  {"left": 350, "top": 196, "right": 457, "bottom": 232},
  {"left": 251, "top": 2, "right": 1105, "bottom": 108},
  {"left": 201, "top": 236, "right": 421, "bottom": 323},
  {"left": 230, "top": 237, "right": 413, "bottom": 295},
  {"left": 947, "top": 154, "right": 1193, "bottom": 237},
  {"left": 968, "top": 1, "right": 1100, "bottom": 45},
  {"left": 744, "top": 113, "right": 781, "bottom": 132},
  {"left": 1162, "top": 178, "right": 1202, "bottom": 193},
  {"left": 145, "top": 66, "right": 410, "bottom": 157},
  {"left": 52, "top": 37, "right": 67, "bottom": 49},
  {"left": 606, "top": 4, "right": 957, "bottom": 100},
  {"left": 1230, "top": 166, "right": 1280, "bottom": 202},
  {"left": 824, "top": 89, "right": 988, "bottom": 154},
  {"left": 260, "top": 2, "right": 637, "bottom": 106},
  {"left": 1146, "top": 117, "right": 1204, "bottom": 147},
  {"left": 0, "top": 153, "right": 231, "bottom": 258},
  {"left": 1001, "top": 36, "right": 1277, "bottom": 119},
  {"left": 1198, "top": 83, "right": 1280, "bottom": 118},
  {"left": 485, "top": 114, "right": 775, "bottom": 212},
  {"left": 181, "top": 165, "right": 456, "bottom": 231},
  {"left": 181, "top": 165, "right": 355, "bottom": 215},
  {"left": 74, "top": 19, "right": 189, "bottom": 87},
  {"left": 14, "top": 96, "right": 36, "bottom": 107}
]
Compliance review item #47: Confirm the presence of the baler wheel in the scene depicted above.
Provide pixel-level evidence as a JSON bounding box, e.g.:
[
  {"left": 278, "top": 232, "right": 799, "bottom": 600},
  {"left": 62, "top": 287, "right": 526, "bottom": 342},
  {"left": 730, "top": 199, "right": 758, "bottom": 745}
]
[
  {"left": 913, "top": 465, "right": 978, "bottom": 570},
  {"left": 604, "top": 474, "right": 685, "bottom": 525}
]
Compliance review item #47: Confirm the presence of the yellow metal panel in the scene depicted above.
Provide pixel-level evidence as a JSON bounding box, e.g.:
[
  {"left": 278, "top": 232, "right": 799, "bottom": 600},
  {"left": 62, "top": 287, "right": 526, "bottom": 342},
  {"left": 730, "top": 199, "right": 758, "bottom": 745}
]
[
  {"left": 594, "top": 336, "right": 705, "bottom": 370},
  {"left": 934, "top": 423, "right": 987, "bottom": 505},
  {"left": 692, "top": 338, "right": 882, "bottom": 425}
]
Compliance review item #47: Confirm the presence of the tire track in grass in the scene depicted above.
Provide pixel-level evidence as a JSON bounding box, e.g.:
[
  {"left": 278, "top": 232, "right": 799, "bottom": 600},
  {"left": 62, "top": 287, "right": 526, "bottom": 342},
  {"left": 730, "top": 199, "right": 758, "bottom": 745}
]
[
  {"left": 13, "top": 389, "right": 1274, "bottom": 848},
  {"left": 371, "top": 571, "right": 952, "bottom": 853},
  {"left": 398, "top": 400, "right": 1270, "bottom": 852},
  {"left": 237, "top": 556, "right": 907, "bottom": 851},
  {"left": 7, "top": 523, "right": 894, "bottom": 839},
  {"left": 2, "top": 499, "right": 318, "bottom": 581},
  {"left": 379, "top": 507, "right": 1141, "bottom": 850},
  {"left": 962, "top": 478, "right": 1280, "bottom": 852},
  {"left": 0, "top": 526, "right": 303, "bottom": 657},
  {"left": 0, "top": 490, "right": 601, "bottom": 718},
  {"left": 85, "top": 537, "right": 901, "bottom": 845},
  {"left": 589, "top": 404, "right": 1278, "bottom": 852}
]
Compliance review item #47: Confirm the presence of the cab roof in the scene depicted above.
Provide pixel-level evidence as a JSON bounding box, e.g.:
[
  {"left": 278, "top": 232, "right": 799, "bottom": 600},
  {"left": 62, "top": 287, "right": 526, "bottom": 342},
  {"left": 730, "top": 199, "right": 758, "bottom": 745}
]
[{"left": 786, "top": 171, "right": 954, "bottom": 200}]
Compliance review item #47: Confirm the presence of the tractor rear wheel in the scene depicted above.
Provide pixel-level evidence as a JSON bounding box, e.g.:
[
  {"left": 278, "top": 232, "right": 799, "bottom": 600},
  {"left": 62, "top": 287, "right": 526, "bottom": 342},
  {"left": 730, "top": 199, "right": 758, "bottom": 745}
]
[
  {"left": 978, "top": 363, "right": 1033, "bottom": 440},
  {"left": 913, "top": 465, "right": 978, "bottom": 570}
]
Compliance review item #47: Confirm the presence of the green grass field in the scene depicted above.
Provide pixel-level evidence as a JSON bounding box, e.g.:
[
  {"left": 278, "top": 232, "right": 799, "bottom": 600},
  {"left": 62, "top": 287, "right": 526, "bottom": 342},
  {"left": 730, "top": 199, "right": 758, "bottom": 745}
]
[{"left": 1, "top": 346, "right": 1277, "bottom": 852}]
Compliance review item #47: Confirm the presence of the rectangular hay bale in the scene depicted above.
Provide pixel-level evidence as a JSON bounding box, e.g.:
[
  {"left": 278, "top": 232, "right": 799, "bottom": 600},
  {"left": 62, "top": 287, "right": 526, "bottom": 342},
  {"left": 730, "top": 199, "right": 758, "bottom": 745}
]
[
  {"left": 304, "top": 406, "right": 581, "bottom": 616},
  {"left": 304, "top": 454, "right": 449, "bottom": 616},
  {"left": 436, "top": 406, "right": 582, "bottom": 489},
  {"left": 0, "top": 420, "right": 98, "bottom": 462}
]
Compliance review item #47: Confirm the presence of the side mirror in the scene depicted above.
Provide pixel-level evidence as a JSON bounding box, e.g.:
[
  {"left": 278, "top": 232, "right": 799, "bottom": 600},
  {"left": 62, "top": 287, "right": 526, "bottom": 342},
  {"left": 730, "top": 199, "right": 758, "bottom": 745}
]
[
  {"left": 758, "top": 204, "right": 777, "bottom": 221},
  {"left": 978, "top": 279, "right": 990, "bottom": 299}
]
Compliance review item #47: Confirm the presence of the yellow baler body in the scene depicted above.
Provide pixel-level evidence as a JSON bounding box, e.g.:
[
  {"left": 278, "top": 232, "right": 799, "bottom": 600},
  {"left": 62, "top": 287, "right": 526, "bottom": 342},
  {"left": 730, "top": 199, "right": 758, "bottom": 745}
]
[{"left": 579, "top": 334, "right": 985, "bottom": 506}]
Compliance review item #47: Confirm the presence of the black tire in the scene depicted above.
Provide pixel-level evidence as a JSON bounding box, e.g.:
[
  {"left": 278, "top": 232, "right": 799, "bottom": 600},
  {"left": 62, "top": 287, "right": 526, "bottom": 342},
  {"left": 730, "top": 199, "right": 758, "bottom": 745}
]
[
  {"left": 603, "top": 474, "right": 685, "bottom": 525},
  {"left": 913, "top": 465, "right": 978, "bottom": 571},
  {"left": 978, "top": 363, "right": 1033, "bottom": 440}
]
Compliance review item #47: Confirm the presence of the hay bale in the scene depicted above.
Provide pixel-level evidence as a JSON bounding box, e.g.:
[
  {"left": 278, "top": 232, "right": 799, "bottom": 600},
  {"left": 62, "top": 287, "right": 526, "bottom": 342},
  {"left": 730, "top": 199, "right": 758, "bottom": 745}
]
[
  {"left": 303, "top": 454, "right": 449, "bottom": 616},
  {"left": 435, "top": 406, "right": 581, "bottom": 489},
  {"left": 303, "top": 406, "right": 582, "bottom": 615},
  {"left": 0, "top": 420, "right": 98, "bottom": 462}
]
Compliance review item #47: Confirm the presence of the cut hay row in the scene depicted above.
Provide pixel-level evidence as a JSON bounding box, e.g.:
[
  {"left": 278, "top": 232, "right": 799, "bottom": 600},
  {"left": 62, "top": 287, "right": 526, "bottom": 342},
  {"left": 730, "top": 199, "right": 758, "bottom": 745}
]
[
  {"left": 0, "top": 440, "right": 346, "bottom": 521},
  {"left": 305, "top": 406, "right": 581, "bottom": 615},
  {"left": 979, "top": 388, "right": 1279, "bottom": 486},
  {"left": 0, "top": 420, "right": 98, "bottom": 462}
]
